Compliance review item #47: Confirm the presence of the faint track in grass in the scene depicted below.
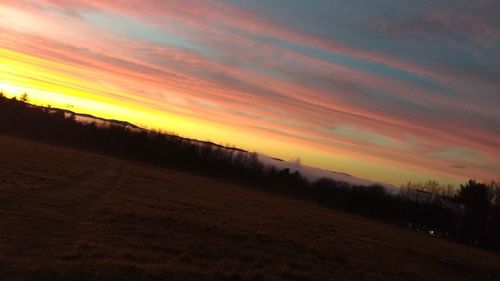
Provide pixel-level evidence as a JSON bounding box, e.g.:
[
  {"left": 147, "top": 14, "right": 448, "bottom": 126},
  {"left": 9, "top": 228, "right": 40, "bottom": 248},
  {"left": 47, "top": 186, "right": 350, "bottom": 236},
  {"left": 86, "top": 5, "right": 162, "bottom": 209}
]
[
  {"left": 67, "top": 166, "right": 127, "bottom": 255},
  {"left": 0, "top": 162, "right": 128, "bottom": 273}
]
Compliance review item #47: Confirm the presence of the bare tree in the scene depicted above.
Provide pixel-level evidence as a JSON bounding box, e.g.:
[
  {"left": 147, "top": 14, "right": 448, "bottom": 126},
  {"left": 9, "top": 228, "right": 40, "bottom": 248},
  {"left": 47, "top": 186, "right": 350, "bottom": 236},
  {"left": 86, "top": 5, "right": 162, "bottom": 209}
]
[{"left": 19, "top": 93, "right": 29, "bottom": 103}]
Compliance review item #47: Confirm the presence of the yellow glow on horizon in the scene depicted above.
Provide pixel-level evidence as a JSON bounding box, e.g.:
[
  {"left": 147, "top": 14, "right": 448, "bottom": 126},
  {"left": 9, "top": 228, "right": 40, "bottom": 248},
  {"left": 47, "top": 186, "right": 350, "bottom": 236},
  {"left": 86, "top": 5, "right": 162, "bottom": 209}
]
[
  {"left": 0, "top": 48, "right": 227, "bottom": 139},
  {"left": 0, "top": 48, "right": 467, "bottom": 186},
  {"left": 0, "top": 48, "right": 304, "bottom": 163}
]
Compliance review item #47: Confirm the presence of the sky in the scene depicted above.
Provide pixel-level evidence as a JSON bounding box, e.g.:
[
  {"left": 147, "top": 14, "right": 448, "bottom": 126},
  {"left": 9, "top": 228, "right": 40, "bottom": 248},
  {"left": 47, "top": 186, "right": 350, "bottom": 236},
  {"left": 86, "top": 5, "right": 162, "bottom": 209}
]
[{"left": 0, "top": 0, "right": 499, "bottom": 186}]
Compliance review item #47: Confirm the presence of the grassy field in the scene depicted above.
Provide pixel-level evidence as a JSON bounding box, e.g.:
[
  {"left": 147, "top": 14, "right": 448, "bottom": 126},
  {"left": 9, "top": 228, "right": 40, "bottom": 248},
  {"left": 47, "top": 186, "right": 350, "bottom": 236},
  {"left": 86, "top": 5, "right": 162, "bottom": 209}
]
[{"left": 0, "top": 135, "right": 499, "bottom": 281}]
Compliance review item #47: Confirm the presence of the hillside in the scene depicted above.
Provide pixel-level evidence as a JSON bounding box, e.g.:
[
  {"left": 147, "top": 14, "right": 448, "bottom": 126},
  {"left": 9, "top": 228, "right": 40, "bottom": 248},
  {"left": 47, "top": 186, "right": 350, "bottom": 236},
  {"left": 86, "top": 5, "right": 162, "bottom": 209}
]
[
  {"left": 2, "top": 94, "right": 500, "bottom": 251},
  {"left": 1, "top": 135, "right": 499, "bottom": 281}
]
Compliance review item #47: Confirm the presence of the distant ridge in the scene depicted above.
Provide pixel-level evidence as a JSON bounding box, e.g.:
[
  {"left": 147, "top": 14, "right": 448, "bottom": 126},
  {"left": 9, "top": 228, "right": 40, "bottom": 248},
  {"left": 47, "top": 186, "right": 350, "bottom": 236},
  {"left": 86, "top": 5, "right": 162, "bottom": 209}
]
[
  {"left": 258, "top": 154, "right": 398, "bottom": 192},
  {"left": 57, "top": 108, "right": 142, "bottom": 130},
  {"left": 51, "top": 106, "right": 249, "bottom": 153}
]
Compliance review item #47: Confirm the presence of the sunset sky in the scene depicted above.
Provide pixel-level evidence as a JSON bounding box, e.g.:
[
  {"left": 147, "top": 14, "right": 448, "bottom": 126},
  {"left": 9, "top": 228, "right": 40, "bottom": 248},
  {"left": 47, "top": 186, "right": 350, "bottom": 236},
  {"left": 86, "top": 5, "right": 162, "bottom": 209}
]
[{"left": 1, "top": 0, "right": 499, "bottom": 185}]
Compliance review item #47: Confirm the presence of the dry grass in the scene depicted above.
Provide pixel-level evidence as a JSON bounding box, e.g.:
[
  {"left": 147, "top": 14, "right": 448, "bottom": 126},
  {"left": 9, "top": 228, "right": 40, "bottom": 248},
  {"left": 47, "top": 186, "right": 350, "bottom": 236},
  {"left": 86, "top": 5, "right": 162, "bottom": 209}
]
[{"left": 0, "top": 135, "right": 499, "bottom": 281}]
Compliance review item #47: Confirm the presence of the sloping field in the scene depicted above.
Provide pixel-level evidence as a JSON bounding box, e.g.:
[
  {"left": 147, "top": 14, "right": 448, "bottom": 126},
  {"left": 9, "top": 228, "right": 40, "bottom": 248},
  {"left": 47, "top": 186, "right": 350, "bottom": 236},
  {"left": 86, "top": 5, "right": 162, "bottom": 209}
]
[{"left": 0, "top": 135, "right": 499, "bottom": 281}]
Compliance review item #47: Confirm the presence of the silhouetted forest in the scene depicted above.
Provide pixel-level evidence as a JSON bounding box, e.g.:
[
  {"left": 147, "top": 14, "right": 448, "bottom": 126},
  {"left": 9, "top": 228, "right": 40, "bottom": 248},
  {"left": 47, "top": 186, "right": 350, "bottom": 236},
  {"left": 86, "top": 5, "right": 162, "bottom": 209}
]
[{"left": 1, "top": 93, "right": 499, "bottom": 250}]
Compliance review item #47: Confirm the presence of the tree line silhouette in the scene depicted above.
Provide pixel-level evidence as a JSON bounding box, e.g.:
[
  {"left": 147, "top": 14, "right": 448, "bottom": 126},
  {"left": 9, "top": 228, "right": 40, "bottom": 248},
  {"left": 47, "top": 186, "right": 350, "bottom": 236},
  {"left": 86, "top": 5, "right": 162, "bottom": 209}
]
[{"left": 1, "top": 92, "right": 499, "bottom": 250}]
